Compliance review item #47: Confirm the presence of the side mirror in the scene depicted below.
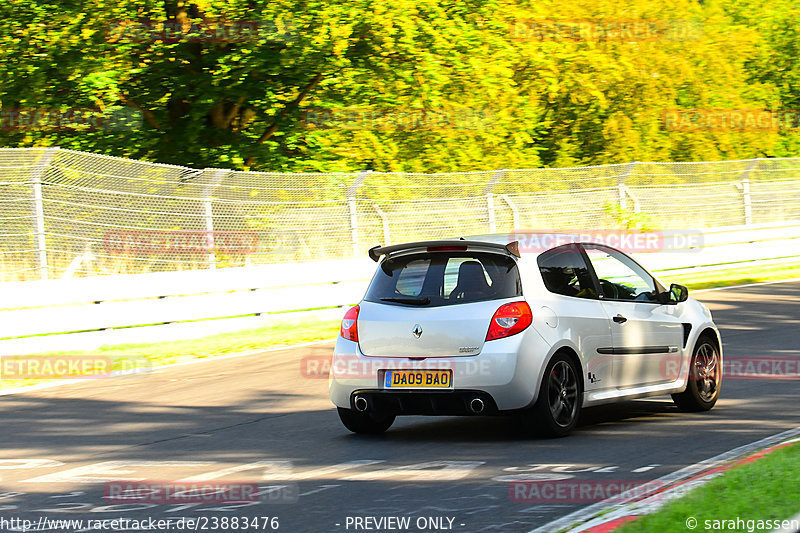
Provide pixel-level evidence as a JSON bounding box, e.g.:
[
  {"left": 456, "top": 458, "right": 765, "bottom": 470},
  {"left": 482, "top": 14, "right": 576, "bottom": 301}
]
[
  {"left": 658, "top": 283, "right": 689, "bottom": 304},
  {"left": 671, "top": 283, "right": 689, "bottom": 303}
]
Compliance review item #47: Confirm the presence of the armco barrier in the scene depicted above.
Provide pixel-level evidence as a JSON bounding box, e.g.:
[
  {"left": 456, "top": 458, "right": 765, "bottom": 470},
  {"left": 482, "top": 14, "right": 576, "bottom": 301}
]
[
  {"left": 0, "top": 258, "right": 374, "bottom": 340},
  {"left": 0, "top": 221, "right": 798, "bottom": 354}
]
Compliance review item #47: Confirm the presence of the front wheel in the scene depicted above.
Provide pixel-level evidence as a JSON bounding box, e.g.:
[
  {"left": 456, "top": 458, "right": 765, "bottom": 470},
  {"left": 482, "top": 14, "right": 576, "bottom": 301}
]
[
  {"left": 672, "top": 335, "right": 721, "bottom": 411},
  {"left": 337, "top": 407, "right": 395, "bottom": 434},
  {"left": 525, "top": 352, "right": 582, "bottom": 437}
]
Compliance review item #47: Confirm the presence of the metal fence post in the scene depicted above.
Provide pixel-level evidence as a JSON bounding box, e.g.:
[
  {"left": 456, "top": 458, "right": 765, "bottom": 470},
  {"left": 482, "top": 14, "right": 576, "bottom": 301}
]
[
  {"left": 742, "top": 177, "right": 752, "bottom": 225},
  {"left": 486, "top": 193, "right": 496, "bottom": 233},
  {"left": 483, "top": 170, "right": 505, "bottom": 233},
  {"left": 739, "top": 159, "right": 757, "bottom": 225},
  {"left": 31, "top": 148, "right": 58, "bottom": 280},
  {"left": 373, "top": 204, "right": 391, "bottom": 245},
  {"left": 483, "top": 169, "right": 506, "bottom": 195},
  {"left": 347, "top": 199, "right": 359, "bottom": 257},
  {"left": 618, "top": 161, "right": 637, "bottom": 211},
  {"left": 347, "top": 171, "right": 370, "bottom": 257},
  {"left": 501, "top": 195, "right": 521, "bottom": 231},
  {"left": 202, "top": 168, "right": 229, "bottom": 269}
]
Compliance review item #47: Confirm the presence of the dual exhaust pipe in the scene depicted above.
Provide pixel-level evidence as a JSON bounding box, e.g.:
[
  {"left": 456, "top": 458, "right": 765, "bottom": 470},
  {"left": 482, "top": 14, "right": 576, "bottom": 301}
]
[
  {"left": 469, "top": 397, "right": 484, "bottom": 414},
  {"left": 354, "top": 395, "right": 369, "bottom": 412},
  {"left": 353, "top": 395, "right": 485, "bottom": 414}
]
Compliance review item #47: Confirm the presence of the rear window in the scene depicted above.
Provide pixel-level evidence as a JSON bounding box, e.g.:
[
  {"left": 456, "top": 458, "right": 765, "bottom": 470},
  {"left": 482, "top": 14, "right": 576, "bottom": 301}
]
[{"left": 364, "top": 252, "right": 522, "bottom": 307}]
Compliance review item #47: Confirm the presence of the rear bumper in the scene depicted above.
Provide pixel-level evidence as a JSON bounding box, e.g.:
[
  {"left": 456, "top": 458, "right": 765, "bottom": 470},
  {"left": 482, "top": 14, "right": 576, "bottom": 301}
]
[
  {"left": 347, "top": 389, "right": 500, "bottom": 416},
  {"left": 328, "top": 331, "right": 551, "bottom": 412}
]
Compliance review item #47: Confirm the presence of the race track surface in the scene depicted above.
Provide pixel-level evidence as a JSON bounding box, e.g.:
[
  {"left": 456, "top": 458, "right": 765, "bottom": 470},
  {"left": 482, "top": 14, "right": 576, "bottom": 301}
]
[{"left": 1, "top": 282, "right": 799, "bottom": 532}]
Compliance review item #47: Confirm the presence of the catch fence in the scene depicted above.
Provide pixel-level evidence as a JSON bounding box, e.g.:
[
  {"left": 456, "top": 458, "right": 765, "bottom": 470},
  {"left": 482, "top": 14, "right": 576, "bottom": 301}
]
[{"left": 1, "top": 148, "right": 799, "bottom": 282}]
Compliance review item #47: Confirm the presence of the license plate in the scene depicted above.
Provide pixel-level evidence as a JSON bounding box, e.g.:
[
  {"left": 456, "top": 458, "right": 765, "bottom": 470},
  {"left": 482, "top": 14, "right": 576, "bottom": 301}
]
[{"left": 383, "top": 370, "right": 452, "bottom": 388}]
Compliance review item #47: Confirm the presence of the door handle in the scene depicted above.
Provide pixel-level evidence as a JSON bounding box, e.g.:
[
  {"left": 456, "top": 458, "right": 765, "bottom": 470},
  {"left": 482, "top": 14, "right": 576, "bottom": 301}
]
[{"left": 613, "top": 314, "right": 627, "bottom": 324}]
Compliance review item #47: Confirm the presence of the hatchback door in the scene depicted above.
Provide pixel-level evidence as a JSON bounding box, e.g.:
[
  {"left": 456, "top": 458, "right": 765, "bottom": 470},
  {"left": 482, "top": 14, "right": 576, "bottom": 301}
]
[{"left": 357, "top": 251, "right": 523, "bottom": 357}]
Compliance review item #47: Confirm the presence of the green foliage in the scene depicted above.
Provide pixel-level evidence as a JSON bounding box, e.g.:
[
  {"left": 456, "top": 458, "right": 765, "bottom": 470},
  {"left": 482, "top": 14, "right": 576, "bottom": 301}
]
[
  {"left": 602, "top": 202, "right": 654, "bottom": 230},
  {"left": 0, "top": 0, "right": 797, "bottom": 171}
]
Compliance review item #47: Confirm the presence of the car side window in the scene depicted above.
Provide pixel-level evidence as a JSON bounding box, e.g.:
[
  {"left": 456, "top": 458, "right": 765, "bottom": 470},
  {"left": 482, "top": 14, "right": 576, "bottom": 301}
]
[
  {"left": 537, "top": 245, "right": 598, "bottom": 299},
  {"left": 584, "top": 246, "right": 658, "bottom": 302}
]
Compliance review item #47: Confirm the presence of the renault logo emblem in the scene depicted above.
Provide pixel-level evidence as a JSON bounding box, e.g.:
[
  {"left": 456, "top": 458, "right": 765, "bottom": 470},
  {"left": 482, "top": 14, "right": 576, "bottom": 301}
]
[{"left": 412, "top": 324, "right": 423, "bottom": 338}]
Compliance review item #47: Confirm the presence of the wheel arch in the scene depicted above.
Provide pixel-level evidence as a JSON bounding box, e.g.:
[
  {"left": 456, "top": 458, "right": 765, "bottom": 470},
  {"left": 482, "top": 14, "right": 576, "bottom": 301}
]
[
  {"left": 527, "top": 344, "right": 585, "bottom": 436},
  {"left": 671, "top": 326, "right": 722, "bottom": 411},
  {"left": 697, "top": 327, "right": 721, "bottom": 353},
  {"left": 551, "top": 345, "right": 585, "bottom": 396},
  {"left": 526, "top": 342, "right": 586, "bottom": 410}
]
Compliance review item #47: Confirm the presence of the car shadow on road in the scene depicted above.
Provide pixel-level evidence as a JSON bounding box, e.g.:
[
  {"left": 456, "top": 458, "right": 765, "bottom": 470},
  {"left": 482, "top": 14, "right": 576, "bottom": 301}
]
[{"left": 339, "top": 398, "right": 691, "bottom": 443}]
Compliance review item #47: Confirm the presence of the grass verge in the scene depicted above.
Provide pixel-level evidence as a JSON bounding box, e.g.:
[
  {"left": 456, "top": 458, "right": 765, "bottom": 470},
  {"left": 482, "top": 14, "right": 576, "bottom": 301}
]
[{"left": 616, "top": 442, "right": 800, "bottom": 533}]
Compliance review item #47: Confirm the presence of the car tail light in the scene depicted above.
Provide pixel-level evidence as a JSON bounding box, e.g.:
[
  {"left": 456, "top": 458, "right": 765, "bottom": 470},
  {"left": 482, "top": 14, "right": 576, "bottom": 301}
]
[
  {"left": 340, "top": 305, "right": 360, "bottom": 342},
  {"left": 486, "top": 301, "right": 532, "bottom": 341}
]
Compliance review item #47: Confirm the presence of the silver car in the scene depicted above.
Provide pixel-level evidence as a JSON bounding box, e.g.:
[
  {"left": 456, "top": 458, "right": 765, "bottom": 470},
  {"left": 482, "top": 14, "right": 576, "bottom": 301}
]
[{"left": 329, "top": 239, "right": 722, "bottom": 437}]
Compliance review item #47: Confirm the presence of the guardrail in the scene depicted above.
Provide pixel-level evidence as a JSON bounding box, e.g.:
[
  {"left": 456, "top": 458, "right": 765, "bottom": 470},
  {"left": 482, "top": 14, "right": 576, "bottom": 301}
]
[
  {"left": 636, "top": 220, "right": 800, "bottom": 274},
  {"left": 1, "top": 221, "right": 798, "bottom": 354}
]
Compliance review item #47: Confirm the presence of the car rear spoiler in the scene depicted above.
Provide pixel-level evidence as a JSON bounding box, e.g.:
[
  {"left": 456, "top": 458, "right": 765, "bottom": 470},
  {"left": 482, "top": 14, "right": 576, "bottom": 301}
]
[{"left": 367, "top": 240, "right": 520, "bottom": 262}]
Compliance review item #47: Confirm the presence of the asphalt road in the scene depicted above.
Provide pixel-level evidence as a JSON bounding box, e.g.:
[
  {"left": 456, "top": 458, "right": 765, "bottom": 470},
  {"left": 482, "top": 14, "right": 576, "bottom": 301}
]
[{"left": 1, "top": 281, "right": 799, "bottom": 533}]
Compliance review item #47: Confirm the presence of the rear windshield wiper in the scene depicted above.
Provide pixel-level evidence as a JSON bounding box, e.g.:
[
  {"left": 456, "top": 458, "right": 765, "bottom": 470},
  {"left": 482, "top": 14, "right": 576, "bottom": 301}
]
[{"left": 380, "top": 296, "right": 431, "bottom": 305}]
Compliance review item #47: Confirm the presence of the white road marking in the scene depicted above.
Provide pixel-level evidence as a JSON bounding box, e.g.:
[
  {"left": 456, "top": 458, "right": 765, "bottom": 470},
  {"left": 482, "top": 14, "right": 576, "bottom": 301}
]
[
  {"left": 345, "top": 461, "right": 485, "bottom": 481},
  {"left": 298, "top": 484, "right": 341, "bottom": 497},
  {"left": 22, "top": 461, "right": 213, "bottom": 484},
  {"left": 49, "top": 491, "right": 85, "bottom": 498},
  {"left": 280, "top": 460, "right": 386, "bottom": 481},
  {"left": 179, "top": 460, "right": 292, "bottom": 482},
  {"left": 594, "top": 466, "right": 619, "bottom": 472},
  {"left": 492, "top": 473, "right": 574, "bottom": 482},
  {"left": 162, "top": 503, "right": 201, "bottom": 513},
  {"left": 0, "top": 459, "right": 64, "bottom": 469},
  {"left": 503, "top": 464, "right": 598, "bottom": 472},
  {"left": 632, "top": 464, "right": 660, "bottom": 473},
  {"left": 502, "top": 463, "right": 623, "bottom": 473}
]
